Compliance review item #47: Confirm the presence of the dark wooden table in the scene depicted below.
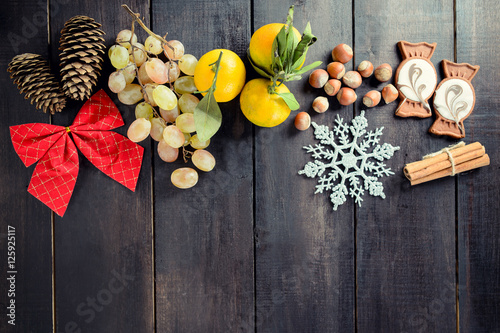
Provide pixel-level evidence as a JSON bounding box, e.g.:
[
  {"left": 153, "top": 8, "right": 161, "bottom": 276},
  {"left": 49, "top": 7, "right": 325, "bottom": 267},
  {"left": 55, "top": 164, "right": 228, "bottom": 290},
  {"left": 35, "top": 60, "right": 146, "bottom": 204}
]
[{"left": 1, "top": 0, "right": 499, "bottom": 332}]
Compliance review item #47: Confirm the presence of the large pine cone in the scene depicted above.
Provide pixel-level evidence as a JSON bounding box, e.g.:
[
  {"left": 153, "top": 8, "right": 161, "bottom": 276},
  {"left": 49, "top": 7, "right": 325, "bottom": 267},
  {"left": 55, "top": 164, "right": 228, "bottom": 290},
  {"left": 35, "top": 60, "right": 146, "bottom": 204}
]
[
  {"left": 59, "top": 15, "right": 105, "bottom": 101},
  {"left": 8, "top": 53, "right": 67, "bottom": 114}
]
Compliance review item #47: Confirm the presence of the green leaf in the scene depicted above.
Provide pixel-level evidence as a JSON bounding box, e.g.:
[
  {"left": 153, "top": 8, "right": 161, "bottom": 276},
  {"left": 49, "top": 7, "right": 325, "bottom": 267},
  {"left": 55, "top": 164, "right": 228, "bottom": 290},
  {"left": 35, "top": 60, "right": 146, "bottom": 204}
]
[
  {"left": 275, "top": 25, "right": 288, "bottom": 60},
  {"left": 293, "top": 60, "right": 322, "bottom": 75},
  {"left": 194, "top": 92, "right": 222, "bottom": 142},
  {"left": 247, "top": 49, "right": 274, "bottom": 78},
  {"left": 285, "top": 28, "right": 298, "bottom": 73},
  {"left": 277, "top": 92, "right": 300, "bottom": 111},
  {"left": 292, "top": 22, "right": 317, "bottom": 65}
]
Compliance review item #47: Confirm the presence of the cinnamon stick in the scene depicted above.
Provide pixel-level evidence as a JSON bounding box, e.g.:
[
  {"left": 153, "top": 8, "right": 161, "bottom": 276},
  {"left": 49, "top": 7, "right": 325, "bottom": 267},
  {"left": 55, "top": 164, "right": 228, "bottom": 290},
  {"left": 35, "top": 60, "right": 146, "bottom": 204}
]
[
  {"left": 404, "top": 142, "right": 482, "bottom": 177},
  {"left": 403, "top": 141, "right": 490, "bottom": 185},
  {"left": 409, "top": 154, "right": 490, "bottom": 185}
]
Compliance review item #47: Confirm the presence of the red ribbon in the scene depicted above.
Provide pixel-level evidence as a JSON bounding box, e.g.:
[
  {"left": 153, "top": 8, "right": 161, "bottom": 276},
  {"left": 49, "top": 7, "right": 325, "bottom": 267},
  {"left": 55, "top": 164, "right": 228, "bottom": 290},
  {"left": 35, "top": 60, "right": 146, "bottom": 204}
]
[{"left": 10, "top": 89, "right": 144, "bottom": 217}]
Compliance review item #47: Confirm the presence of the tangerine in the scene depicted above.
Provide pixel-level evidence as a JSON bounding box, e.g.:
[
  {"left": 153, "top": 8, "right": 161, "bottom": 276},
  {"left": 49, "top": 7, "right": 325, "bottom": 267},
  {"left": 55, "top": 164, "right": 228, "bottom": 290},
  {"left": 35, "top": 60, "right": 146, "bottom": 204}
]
[
  {"left": 248, "top": 23, "right": 302, "bottom": 76},
  {"left": 193, "top": 49, "right": 246, "bottom": 103},
  {"left": 240, "top": 78, "right": 291, "bottom": 127}
]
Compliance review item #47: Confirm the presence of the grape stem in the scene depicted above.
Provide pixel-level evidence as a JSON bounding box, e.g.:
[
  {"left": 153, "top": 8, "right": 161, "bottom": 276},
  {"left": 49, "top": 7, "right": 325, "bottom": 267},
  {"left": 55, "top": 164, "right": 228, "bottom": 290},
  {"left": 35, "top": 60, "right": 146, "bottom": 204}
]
[
  {"left": 194, "top": 51, "right": 223, "bottom": 95},
  {"left": 122, "top": 5, "right": 169, "bottom": 46}
]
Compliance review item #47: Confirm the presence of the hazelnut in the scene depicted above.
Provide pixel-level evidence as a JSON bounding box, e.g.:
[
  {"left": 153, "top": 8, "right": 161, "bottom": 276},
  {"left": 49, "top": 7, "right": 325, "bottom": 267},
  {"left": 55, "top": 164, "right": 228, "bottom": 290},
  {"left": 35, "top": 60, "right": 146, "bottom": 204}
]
[
  {"left": 357, "top": 60, "right": 374, "bottom": 78},
  {"left": 374, "top": 63, "right": 392, "bottom": 82},
  {"left": 363, "top": 90, "right": 382, "bottom": 107},
  {"left": 312, "top": 96, "right": 329, "bottom": 113},
  {"left": 294, "top": 112, "right": 311, "bottom": 131},
  {"left": 326, "top": 62, "right": 345, "bottom": 79},
  {"left": 337, "top": 87, "right": 357, "bottom": 106},
  {"left": 309, "top": 69, "right": 329, "bottom": 88},
  {"left": 324, "top": 79, "right": 341, "bottom": 96},
  {"left": 381, "top": 84, "right": 399, "bottom": 104},
  {"left": 342, "top": 71, "right": 362, "bottom": 89},
  {"left": 332, "top": 43, "right": 353, "bottom": 64}
]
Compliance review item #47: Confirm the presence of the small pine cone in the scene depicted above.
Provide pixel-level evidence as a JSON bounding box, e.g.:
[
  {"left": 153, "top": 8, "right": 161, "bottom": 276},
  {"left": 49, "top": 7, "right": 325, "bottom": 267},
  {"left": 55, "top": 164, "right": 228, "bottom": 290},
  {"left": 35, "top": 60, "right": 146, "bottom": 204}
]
[
  {"left": 59, "top": 15, "right": 106, "bottom": 101},
  {"left": 8, "top": 53, "right": 67, "bottom": 114}
]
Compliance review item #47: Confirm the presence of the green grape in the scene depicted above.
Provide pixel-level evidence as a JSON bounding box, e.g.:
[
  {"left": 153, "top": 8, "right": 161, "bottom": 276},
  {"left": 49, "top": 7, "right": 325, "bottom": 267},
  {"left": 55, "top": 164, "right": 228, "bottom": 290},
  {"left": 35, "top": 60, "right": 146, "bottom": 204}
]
[
  {"left": 127, "top": 118, "right": 151, "bottom": 142},
  {"left": 108, "top": 71, "right": 126, "bottom": 93},
  {"left": 129, "top": 43, "right": 147, "bottom": 67},
  {"left": 175, "top": 113, "right": 196, "bottom": 133},
  {"left": 118, "top": 84, "right": 143, "bottom": 105},
  {"left": 165, "top": 61, "right": 181, "bottom": 83},
  {"left": 171, "top": 167, "right": 198, "bottom": 189},
  {"left": 162, "top": 125, "right": 185, "bottom": 148},
  {"left": 110, "top": 45, "right": 129, "bottom": 69},
  {"left": 138, "top": 62, "right": 153, "bottom": 84},
  {"left": 157, "top": 140, "right": 179, "bottom": 162},
  {"left": 108, "top": 45, "right": 118, "bottom": 59},
  {"left": 122, "top": 64, "right": 137, "bottom": 84},
  {"left": 183, "top": 132, "right": 191, "bottom": 146},
  {"left": 191, "top": 149, "right": 216, "bottom": 172},
  {"left": 144, "top": 35, "right": 163, "bottom": 55},
  {"left": 163, "top": 40, "right": 184, "bottom": 60},
  {"left": 190, "top": 134, "right": 210, "bottom": 149},
  {"left": 153, "top": 85, "right": 177, "bottom": 110},
  {"left": 174, "top": 75, "right": 197, "bottom": 94},
  {"left": 178, "top": 54, "right": 198, "bottom": 75},
  {"left": 135, "top": 102, "right": 154, "bottom": 119},
  {"left": 150, "top": 117, "right": 166, "bottom": 141},
  {"left": 116, "top": 29, "right": 137, "bottom": 49},
  {"left": 143, "top": 83, "right": 158, "bottom": 107},
  {"left": 145, "top": 58, "right": 168, "bottom": 84},
  {"left": 160, "top": 105, "right": 179, "bottom": 123},
  {"left": 178, "top": 93, "right": 199, "bottom": 113}
]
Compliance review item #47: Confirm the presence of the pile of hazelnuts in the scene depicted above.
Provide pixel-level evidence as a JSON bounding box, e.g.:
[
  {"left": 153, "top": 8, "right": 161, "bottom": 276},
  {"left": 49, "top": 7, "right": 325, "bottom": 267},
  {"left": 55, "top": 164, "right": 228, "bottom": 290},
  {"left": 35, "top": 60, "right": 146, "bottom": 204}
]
[{"left": 294, "top": 43, "right": 399, "bottom": 131}]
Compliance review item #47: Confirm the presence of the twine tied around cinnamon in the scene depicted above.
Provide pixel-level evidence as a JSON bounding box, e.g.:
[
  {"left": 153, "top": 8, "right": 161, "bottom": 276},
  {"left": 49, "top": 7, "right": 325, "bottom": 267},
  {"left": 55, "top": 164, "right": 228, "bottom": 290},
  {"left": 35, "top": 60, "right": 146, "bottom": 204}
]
[{"left": 422, "top": 141, "right": 465, "bottom": 176}]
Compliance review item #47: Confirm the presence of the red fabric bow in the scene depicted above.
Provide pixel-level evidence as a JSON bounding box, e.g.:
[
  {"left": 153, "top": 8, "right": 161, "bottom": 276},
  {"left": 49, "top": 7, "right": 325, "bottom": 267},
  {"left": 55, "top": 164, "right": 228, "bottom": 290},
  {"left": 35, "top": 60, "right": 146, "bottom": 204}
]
[{"left": 10, "top": 89, "right": 144, "bottom": 217}]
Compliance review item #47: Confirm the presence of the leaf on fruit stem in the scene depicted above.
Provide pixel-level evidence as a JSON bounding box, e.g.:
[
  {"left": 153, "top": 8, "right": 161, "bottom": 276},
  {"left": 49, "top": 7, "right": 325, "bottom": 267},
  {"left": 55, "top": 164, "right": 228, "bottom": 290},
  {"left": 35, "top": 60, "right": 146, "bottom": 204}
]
[
  {"left": 193, "top": 51, "right": 223, "bottom": 142},
  {"left": 247, "top": 49, "right": 273, "bottom": 78},
  {"left": 278, "top": 92, "right": 300, "bottom": 111},
  {"left": 293, "top": 61, "right": 322, "bottom": 75},
  {"left": 194, "top": 92, "right": 222, "bottom": 142},
  {"left": 292, "top": 22, "right": 317, "bottom": 66}
]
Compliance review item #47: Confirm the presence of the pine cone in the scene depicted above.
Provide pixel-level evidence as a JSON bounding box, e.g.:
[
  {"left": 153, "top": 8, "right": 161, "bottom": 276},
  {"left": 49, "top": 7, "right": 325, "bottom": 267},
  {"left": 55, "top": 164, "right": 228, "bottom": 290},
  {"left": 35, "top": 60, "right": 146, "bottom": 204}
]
[
  {"left": 8, "top": 53, "right": 67, "bottom": 114},
  {"left": 59, "top": 15, "right": 106, "bottom": 101}
]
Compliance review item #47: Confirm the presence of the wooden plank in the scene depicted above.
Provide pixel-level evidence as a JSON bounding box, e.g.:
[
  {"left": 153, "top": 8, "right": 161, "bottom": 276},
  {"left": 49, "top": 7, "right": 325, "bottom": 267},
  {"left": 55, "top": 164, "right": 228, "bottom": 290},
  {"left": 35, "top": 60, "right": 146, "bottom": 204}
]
[
  {"left": 253, "top": 1, "right": 355, "bottom": 331},
  {"left": 152, "top": 0, "right": 254, "bottom": 331},
  {"left": 0, "top": 0, "right": 53, "bottom": 332},
  {"left": 48, "top": 2, "right": 154, "bottom": 331},
  {"left": 354, "top": 0, "right": 457, "bottom": 332},
  {"left": 456, "top": 0, "right": 500, "bottom": 331}
]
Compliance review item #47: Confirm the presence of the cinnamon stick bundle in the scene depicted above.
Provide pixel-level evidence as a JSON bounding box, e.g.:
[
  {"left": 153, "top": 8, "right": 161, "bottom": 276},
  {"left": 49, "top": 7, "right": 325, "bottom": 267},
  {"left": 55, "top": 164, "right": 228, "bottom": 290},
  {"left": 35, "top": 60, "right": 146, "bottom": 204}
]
[{"left": 404, "top": 142, "right": 490, "bottom": 185}]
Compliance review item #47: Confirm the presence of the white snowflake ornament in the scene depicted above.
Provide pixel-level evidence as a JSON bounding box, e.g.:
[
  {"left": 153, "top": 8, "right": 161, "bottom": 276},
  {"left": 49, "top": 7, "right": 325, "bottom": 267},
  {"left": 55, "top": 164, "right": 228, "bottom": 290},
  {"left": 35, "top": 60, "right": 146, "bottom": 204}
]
[{"left": 299, "top": 111, "right": 400, "bottom": 210}]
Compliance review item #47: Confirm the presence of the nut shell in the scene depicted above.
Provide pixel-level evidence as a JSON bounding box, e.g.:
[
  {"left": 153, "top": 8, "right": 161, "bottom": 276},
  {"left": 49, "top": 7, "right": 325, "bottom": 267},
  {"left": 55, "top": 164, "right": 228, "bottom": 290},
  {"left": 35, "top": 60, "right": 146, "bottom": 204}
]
[
  {"left": 381, "top": 84, "right": 398, "bottom": 104},
  {"left": 337, "top": 87, "right": 357, "bottom": 106},
  {"left": 357, "top": 60, "right": 374, "bottom": 78},
  {"left": 342, "top": 71, "right": 362, "bottom": 89},
  {"left": 324, "top": 79, "right": 341, "bottom": 96},
  {"left": 326, "top": 62, "right": 345, "bottom": 79},
  {"left": 312, "top": 96, "right": 329, "bottom": 113},
  {"left": 294, "top": 112, "right": 311, "bottom": 131},
  {"left": 374, "top": 63, "right": 393, "bottom": 82},
  {"left": 332, "top": 44, "right": 353, "bottom": 64},
  {"left": 363, "top": 90, "right": 381, "bottom": 107},
  {"left": 309, "top": 69, "right": 329, "bottom": 88}
]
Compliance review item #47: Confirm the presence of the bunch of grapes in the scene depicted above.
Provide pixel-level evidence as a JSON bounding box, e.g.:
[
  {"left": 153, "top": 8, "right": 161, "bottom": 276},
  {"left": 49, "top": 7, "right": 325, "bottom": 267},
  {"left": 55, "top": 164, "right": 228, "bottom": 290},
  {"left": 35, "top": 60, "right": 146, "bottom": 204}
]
[{"left": 107, "top": 26, "right": 215, "bottom": 189}]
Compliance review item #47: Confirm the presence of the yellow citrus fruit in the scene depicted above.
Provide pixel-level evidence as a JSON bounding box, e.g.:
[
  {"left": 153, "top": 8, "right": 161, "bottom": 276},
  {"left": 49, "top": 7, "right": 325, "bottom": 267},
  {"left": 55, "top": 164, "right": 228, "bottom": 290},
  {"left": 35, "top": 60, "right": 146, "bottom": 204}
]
[
  {"left": 193, "top": 49, "right": 246, "bottom": 103},
  {"left": 240, "top": 78, "right": 291, "bottom": 127},
  {"left": 248, "top": 23, "right": 302, "bottom": 75}
]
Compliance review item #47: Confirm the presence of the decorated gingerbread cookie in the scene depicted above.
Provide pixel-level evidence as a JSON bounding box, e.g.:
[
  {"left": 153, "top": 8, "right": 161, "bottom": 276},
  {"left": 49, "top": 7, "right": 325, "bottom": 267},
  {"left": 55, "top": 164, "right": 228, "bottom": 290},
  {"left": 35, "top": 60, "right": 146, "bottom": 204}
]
[
  {"left": 395, "top": 41, "right": 438, "bottom": 118},
  {"left": 429, "top": 60, "right": 479, "bottom": 138}
]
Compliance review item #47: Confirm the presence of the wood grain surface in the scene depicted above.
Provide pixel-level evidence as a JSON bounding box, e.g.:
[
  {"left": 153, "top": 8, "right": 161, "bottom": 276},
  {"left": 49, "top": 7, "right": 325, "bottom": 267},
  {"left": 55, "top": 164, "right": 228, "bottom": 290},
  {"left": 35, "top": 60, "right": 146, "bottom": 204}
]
[{"left": 0, "top": 0, "right": 498, "bottom": 332}]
